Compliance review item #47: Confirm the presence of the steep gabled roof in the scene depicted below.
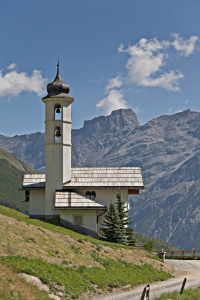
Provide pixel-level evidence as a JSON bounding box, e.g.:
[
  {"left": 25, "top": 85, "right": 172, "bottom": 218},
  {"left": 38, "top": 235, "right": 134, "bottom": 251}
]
[
  {"left": 55, "top": 191, "right": 106, "bottom": 209},
  {"left": 64, "top": 167, "right": 144, "bottom": 188},
  {"left": 22, "top": 167, "right": 144, "bottom": 189}
]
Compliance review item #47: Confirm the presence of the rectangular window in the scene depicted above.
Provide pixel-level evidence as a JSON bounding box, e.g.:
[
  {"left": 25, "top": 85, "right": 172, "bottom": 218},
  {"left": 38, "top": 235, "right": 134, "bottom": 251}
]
[
  {"left": 25, "top": 190, "right": 29, "bottom": 202},
  {"left": 74, "top": 215, "right": 83, "bottom": 225}
]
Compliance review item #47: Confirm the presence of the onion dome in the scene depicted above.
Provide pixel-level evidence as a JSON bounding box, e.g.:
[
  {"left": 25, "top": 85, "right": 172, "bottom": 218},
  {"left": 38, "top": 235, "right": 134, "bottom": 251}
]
[{"left": 45, "top": 62, "right": 70, "bottom": 97}]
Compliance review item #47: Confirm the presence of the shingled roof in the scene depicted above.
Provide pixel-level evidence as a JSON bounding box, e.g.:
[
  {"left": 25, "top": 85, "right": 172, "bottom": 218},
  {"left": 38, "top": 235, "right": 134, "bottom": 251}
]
[
  {"left": 23, "top": 167, "right": 144, "bottom": 189},
  {"left": 55, "top": 191, "right": 106, "bottom": 209},
  {"left": 23, "top": 174, "right": 45, "bottom": 189},
  {"left": 64, "top": 167, "right": 144, "bottom": 188}
]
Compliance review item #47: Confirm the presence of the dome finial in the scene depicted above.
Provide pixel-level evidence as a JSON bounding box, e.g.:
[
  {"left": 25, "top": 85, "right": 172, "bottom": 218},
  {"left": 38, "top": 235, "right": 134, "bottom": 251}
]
[
  {"left": 57, "top": 61, "right": 60, "bottom": 76},
  {"left": 54, "top": 59, "right": 62, "bottom": 81}
]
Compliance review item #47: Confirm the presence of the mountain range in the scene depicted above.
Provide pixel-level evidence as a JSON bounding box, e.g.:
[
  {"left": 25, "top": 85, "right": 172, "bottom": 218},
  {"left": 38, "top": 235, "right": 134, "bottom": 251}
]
[
  {"left": 1, "top": 108, "right": 200, "bottom": 249},
  {"left": 0, "top": 148, "right": 37, "bottom": 213}
]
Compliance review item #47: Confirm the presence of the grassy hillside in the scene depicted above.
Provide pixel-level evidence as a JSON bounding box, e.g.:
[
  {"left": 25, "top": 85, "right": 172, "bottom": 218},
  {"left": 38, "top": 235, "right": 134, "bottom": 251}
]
[
  {"left": 155, "top": 287, "right": 200, "bottom": 299},
  {"left": 0, "top": 148, "right": 37, "bottom": 214},
  {"left": 0, "top": 147, "right": 37, "bottom": 173},
  {"left": 134, "top": 232, "right": 179, "bottom": 251},
  {"left": 0, "top": 159, "right": 29, "bottom": 213},
  {"left": 0, "top": 205, "right": 179, "bottom": 300}
]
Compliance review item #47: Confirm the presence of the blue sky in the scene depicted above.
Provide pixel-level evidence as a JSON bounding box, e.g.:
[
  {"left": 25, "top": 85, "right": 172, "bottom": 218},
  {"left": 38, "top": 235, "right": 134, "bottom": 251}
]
[{"left": 0, "top": 0, "right": 200, "bottom": 136}]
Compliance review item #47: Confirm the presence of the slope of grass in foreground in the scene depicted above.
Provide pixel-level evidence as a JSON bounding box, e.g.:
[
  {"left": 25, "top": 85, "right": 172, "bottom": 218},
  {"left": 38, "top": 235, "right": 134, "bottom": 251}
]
[
  {"left": 1, "top": 256, "right": 170, "bottom": 299},
  {"left": 0, "top": 205, "right": 176, "bottom": 299},
  {"left": 0, "top": 263, "right": 50, "bottom": 300},
  {"left": 0, "top": 205, "right": 178, "bottom": 250},
  {"left": 155, "top": 287, "right": 200, "bottom": 300}
]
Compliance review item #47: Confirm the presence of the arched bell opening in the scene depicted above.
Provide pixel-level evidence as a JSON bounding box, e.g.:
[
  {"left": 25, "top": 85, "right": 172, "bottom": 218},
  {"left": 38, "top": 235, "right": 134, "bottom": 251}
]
[
  {"left": 54, "top": 104, "right": 62, "bottom": 120},
  {"left": 55, "top": 126, "right": 61, "bottom": 143}
]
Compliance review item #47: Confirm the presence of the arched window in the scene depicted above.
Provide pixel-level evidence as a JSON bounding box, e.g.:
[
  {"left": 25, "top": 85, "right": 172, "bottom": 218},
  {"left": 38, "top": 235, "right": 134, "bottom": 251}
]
[
  {"left": 55, "top": 126, "right": 61, "bottom": 143},
  {"left": 85, "top": 191, "right": 96, "bottom": 200},
  {"left": 90, "top": 191, "right": 96, "bottom": 200},
  {"left": 54, "top": 104, "right": 62, "bottom": 120}
]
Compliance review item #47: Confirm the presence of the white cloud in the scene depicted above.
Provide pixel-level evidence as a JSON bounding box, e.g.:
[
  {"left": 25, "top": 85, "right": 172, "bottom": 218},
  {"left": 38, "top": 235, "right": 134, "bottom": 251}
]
[
  {"left": 118, "top": 37, "right": 185, "bottom": 92},
  {"left": 7, "top": 63, "right": 17, "bottom": 70},
  {"left": 133, "top": 107, "right": 142, "bottom": 113},
  {"left": 105, "top": 76, "right": 122, "bottom": 93},
  {"left": 0, "top": 68, "right": 47, "bottom": 98},
  {"left": 96, "top": 89, "right": 127, "bottom": 115},
  {"left": 168, "top": 107, "right": 172, "bottom": 113},
  {"left": 88, "top": 77, "right": 103, "bottom": 83},
  {"left": 185, "top": 100, "right": 189, "bottom": 103},
  {"left": 118, "top": 34, "right": 198, "bottom": 92},
  {"left": 141, "top": 70, "right": 184, "bottom": 92},
  {"left": 172, "top": 33, "right": 198, "bottom": 57}
]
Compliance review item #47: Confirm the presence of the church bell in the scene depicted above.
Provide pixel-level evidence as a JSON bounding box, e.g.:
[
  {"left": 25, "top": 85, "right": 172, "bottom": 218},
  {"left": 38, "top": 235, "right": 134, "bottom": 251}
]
[
  {"left": 56, "top": 105, "right": 61, "bottom": 114},
  {"left": 55, "top": 129, "right": 61, "bottom": 137},
  {"left": 56, "top": 107, "right": 61, "bottom": 114}
]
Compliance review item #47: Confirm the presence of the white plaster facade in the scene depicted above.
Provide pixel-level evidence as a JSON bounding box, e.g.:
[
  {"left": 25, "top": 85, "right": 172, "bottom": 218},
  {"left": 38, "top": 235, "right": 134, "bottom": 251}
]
[
  {"left": 29, "top": 190, "right": 45, "bottom": 218},
  {"left": 23, "top": 63, "right": 145, "bottom": 238}
]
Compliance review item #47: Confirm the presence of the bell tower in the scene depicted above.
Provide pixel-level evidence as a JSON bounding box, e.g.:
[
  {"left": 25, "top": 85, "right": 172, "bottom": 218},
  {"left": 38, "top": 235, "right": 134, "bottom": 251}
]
[{"left": 42, "top": 63, "right": 74, "bottom": 218}]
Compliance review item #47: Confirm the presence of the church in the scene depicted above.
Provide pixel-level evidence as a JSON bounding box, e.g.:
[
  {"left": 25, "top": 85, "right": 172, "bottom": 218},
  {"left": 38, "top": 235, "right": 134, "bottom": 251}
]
[{"left": 22, "top": 63, "right": 145, "bottom": 238}]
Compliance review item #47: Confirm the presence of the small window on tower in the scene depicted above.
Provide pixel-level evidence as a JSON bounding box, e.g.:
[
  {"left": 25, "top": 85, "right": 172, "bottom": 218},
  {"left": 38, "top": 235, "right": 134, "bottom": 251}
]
[
  {"left": 55, "top": 126, "right": 61, "bottom": 143},
  {"left": 55, "top": 104, "right": 62, "bottom": 120}
]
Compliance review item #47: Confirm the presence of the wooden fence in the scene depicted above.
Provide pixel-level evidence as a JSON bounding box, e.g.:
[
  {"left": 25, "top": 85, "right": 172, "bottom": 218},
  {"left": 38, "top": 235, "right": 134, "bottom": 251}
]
[
  {"left": 165, "top": 248, "right": 200, "bottom": 259},
  {"left": 134, "top": 243, "right": 143, "bottom": 249}
]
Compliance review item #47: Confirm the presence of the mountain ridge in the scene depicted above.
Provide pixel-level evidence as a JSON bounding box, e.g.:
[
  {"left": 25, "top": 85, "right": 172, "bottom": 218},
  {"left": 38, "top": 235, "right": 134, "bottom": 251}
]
[{"left": 1, "top": 108, "right": 200, "bottom": 248}]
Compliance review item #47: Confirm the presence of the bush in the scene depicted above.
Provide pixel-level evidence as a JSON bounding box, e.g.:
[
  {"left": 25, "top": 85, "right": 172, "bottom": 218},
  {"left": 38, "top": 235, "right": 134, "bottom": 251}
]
[{"left": 143, "top": 239, "right": 154, "bottom": 252}]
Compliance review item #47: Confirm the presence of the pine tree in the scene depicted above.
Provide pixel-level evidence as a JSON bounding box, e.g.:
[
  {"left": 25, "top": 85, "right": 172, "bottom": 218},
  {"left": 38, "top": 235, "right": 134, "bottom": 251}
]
[
  {"left": 115, "top": 188, "right": 136, "bottom": 246},
  {"left": 100, "top": 202, "right": 126, "bottom": 244}
]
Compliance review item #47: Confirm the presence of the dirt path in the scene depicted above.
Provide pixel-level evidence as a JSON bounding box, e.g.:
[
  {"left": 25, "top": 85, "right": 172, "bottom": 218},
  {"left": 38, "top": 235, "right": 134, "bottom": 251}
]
[{"left": 95, "top": 260, "right": 200, "bottom": 300}]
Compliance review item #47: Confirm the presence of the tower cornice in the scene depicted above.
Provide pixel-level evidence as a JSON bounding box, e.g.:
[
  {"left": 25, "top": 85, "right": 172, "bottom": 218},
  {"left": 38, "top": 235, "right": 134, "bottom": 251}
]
[{"left": 42, "top": 95, "right": 74, "bottom": 103}]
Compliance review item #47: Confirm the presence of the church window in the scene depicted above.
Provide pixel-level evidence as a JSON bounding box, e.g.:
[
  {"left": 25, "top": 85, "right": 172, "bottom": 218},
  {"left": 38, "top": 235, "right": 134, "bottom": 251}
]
[
  {"left": 85, "top": 191, "right": 91, "bottom": 199},
  {"left": 54, "top": 104, "right": 62, "bottom": 120},
  {"left": 85, "top": 191, "right": 96, "bottom": 200},
  {"left": 90, "top": 191, "right": 96, "bottom": 199},
  {"left": 25, "top": 190, "right": 29, "bottom": 202},
  {"left": 55, "top": 126, "right": 61, "bottom": 143},
  {"left": 74, "top": 215, "right": 83, "bottom": 225}
]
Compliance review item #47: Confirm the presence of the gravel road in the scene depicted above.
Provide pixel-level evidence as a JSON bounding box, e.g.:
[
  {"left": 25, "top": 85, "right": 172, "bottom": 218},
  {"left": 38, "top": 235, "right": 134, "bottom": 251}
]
[{"left": 95, "top": 260, "right": 200, "bottom": 300}]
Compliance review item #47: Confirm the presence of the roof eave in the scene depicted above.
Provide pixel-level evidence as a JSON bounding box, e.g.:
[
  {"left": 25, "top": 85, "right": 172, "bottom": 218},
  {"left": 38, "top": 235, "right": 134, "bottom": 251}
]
[
  {"left": 54, "top": 207, "right": 107, "bottom": 210},
  {"left": 21, "top": 187, "right": 45, "bottom": 190},
  {"left": 63, "top": 186, "right": 145, "bottom": 189}
]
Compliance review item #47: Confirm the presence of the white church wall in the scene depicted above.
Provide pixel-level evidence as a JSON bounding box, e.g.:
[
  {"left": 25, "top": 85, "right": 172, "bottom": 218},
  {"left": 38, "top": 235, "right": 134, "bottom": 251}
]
[
  {"left": 60, "top": 209, "right": 97, "bottom": 232},
  {"left": 72, "top": 188, "right": 128, "bottom": 229},
  {"left": 29, "top": 190, "right": 45, "bottom": 218},
  {"left": 45, "top": 144, "right": 63, "bottom": 218},
  {"left": 73, "top": 188, "right": 128, "bottom": 207}
]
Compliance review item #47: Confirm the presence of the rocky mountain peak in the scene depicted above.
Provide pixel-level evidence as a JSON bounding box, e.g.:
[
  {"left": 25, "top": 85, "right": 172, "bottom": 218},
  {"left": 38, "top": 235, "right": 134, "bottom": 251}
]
[{"left": 81, "top": 109, "right": 140, "bottom": 136}]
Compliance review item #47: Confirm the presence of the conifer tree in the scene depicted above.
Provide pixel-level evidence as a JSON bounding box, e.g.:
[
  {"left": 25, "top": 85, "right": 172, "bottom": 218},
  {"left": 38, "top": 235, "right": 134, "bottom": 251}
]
[
  {"left": 115, "top": 188, "right": 136, "bottom": 246},
  {"left": 100, "top": 202, "right": 126, "bottom": 244}
]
